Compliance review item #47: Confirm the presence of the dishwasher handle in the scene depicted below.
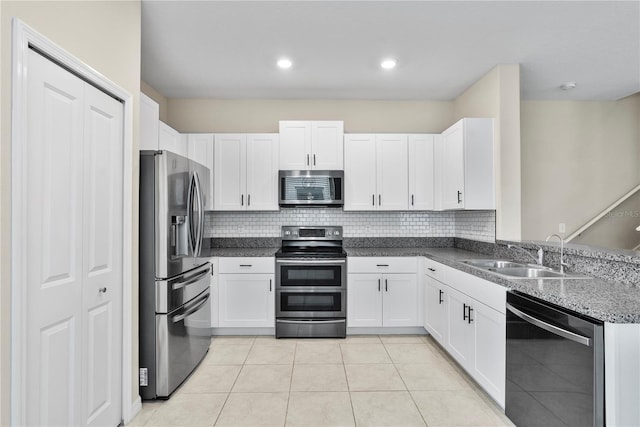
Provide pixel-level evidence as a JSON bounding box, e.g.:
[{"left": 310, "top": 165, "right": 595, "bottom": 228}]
[{"left": 507, "top": 303, "right": 591, "bottom": 347}]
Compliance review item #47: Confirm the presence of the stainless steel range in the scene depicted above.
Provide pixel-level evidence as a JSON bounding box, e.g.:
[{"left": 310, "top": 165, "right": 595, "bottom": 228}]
[{"left": 275, "top": 226, "right": 347, "bottom": 338}]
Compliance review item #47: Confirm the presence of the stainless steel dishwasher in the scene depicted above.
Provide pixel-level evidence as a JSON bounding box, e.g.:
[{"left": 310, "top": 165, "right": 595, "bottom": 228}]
[{"left": 505, "top": 291, "right": 604, "bottom": 427}]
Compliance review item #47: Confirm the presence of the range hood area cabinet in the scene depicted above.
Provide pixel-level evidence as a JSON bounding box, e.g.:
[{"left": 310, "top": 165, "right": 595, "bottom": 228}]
[
  {"left": 279, "top": 120, "right": 344, "bottom": 170},
  {"left": 440, "top": 118, "right": 495, "bottom": 210},
  {"left": 213, "top": 133, "right": 279, "bottom": 211},
  {"left": 344, "top": 134, "right": 410, "bottom": 211}
]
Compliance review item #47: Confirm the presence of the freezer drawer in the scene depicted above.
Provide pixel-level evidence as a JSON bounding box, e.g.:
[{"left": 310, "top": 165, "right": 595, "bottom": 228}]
[
  {"left": 154, "top": 289, "right": 211, "bottom": 398},
  {"left": 156, "top": 263, "right": 211, "bottom": 313}
]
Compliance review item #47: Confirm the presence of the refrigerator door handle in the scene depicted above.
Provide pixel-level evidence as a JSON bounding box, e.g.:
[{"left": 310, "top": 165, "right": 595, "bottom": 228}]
[
  {"left": 192, "top": 171, "right": 205, "bottom": 256},
  {"left": 186, "top": 173, "right": 197, "bottom": 255}
]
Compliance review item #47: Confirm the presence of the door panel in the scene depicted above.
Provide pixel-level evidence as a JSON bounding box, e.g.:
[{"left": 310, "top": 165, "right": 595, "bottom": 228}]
[
  {"left": 311, "top": 121, "right": 343, "bottom": 169},
  {"left": 408, "top": 135, "right": 435, "bottom": 210},
  {"left": 442, "top": 122, "right": 465, "bottom": 209},
  {"left": 446, "top": 287, "right": 474, "bottom": 369},
  {"left": 219, "top": 274, "right": 275, "bottom": 327},
  {"left": 82, "top": 82, "right": 123, "bottom": 426},
  {"left": 214, "top": 134, "right": 246, "bottom": 210},
  {"left": 279, "top": 121, "right": 311, "bottom": 170},
  {"left": 346, "top": 274, "right": 382, "bottom": 327},
  {"left": 382, "top": 273, "right": 418, "bottom": 327},
  {"left": 377, "top": 135, "right": 409, "bottom": 210},
  {"left": 27, "top": 49, "right": 84, "bottom": 427},
  {"left": 40, "top": 318, "right": 77, "bottom": 426},
  {"left": 246, "top": 134, "right": 279, "bottom": 210},
  {"left": 425, "top": 277, "right": 447, "bottom": 344},
  {"left": 344, "top": 135, "right": 377, "bottom": 211}
]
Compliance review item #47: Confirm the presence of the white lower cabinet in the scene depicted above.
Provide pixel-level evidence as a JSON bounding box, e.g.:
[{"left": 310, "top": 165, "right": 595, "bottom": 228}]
[
  {"left": 348, "top": 273, "right": 418, "bottom": 328},
  {"left": 423, "top": 258, "right": 506, "bottom": 408},
  {"left": 216, "top": 257, "right": 275, "bottom": 328},
  {"left": 424, "top": 275, "right": 448, "bottom": 345}
]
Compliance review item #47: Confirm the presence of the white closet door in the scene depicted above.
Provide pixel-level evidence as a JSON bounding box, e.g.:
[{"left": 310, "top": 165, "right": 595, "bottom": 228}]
[
  {"left": 82, "top": 84, "right": 123, "bottom": 427},
  {"left": 26, "top": 49, "right": 85, "bottom": 427},
  {"left": 25, "top": 49, "right": 123, "bottom": 427}
]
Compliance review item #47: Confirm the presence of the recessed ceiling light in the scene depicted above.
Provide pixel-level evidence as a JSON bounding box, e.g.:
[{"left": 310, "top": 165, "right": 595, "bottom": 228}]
[
  {"left": 560, "top": 81, "right": 577, "bottom": 90},
  {"left": 380, "top": 59, "right": 397, "bottom": 70},
  {"left": 277, "top": 58, "right": 292, "bottom": 69}
]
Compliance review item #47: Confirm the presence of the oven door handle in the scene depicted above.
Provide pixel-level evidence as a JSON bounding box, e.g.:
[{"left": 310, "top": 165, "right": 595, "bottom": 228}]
[
  {"left": 276, "top": 259, "right": 346, "bottom": 264},
  {"left": 276, "top": 319, "right": 345, "bottom": 324},
  {"left": 507, "top": 303, "right": 591, "bottom": 347}
]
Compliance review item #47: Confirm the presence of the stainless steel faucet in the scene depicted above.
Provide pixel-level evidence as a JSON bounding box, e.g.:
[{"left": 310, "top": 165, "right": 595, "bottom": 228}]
[
  {"left": 546, "top": 234, "right": 568, "bottom": 273},
  {"left": 507, "top": 243, "right": 544, "bottom": 265}
]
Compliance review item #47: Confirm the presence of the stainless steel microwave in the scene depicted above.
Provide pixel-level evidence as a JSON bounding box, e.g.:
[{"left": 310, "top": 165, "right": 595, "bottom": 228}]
[{"left": 279, "top": 170, "right": 344, "bottom": 207}]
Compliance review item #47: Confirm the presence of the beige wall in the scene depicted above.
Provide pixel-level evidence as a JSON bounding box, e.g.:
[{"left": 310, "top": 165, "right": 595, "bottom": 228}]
[
  {"left": 521, "top": 93, "right": 640, "bottom": 241},
  {"left": 166, "top": 99, "right": 454, "bottom": 133},
  {"left": 142, "top": 79, "right": 168, "bottom": 122},
  {"left": 453, "top": 65, "right": 522, "bottom": 240},
  {"left": 0, "top": 2, "right": 141, "bottom": 424}
]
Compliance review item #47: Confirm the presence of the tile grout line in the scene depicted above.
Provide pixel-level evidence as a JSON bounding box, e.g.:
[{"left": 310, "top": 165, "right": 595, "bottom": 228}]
[
  {"left": 339, "top": 339, "right": 358, "bottom": 426},
  {"left": 212, "top": 336, "right": 257, "bottom": 426},
  {"left": 283, "top": 340, "right": 298, "bottom": 427}
]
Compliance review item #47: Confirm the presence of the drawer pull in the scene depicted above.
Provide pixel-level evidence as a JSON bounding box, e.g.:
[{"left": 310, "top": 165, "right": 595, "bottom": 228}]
[
  {"left": 428, "top": 268, "right": 436, "bottom": 272},
  {"left": 239, "top": 264, "right": 252, "bottom": 267},
  {"left": 376, "top": 264, "right": 389, "bottom": 267}
]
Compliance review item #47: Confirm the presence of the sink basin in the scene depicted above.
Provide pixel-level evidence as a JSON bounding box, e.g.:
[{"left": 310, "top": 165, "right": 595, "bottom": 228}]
[
  {"left": 487, "top": 267, "right": 567, "bottom": 278},
  {"left": 462, "top": 259, "right": 527, "bottom": 269}
]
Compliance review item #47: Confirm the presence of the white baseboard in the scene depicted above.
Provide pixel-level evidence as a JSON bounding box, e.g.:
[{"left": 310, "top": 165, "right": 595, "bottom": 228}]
[
  {"left": 212, "top": 327, "right": 275, "bottom": 336},
  {"left": 347, "top": 327, "right": 428, "bottom": 335},
  {"left": 124, "top": 396, "right": 142, "bottom": 425}
]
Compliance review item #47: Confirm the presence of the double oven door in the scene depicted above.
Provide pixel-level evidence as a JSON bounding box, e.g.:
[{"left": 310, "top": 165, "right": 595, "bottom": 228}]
[{"left": 276, "top": 258, "right": 346, "bottom": 319}]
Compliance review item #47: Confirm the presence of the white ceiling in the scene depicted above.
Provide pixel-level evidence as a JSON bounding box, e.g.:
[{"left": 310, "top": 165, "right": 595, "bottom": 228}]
[{"left": 141, "top": 1, "right": 640, "bottom": 101}]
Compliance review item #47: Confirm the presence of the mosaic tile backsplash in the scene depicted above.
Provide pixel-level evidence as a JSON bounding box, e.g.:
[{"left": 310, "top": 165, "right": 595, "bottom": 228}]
[{"left": 204, "top": 209, "right": 495, "bottom": 242}]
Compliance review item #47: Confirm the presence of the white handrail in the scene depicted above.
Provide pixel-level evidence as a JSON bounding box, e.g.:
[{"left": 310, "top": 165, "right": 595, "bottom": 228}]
[{"left": 566, "top": 183, "right": 640, "bottom": 242}]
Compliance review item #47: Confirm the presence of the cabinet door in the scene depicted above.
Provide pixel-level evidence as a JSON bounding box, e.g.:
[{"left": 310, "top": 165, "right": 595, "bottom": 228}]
[
  {"left": 218, "top": 273, "right": 275, "bottom": 327},
  {"left": 446, "top": 287, "right": 474, "bottom": 369},
  {"left": 424, "top": 276, "right": 447, "bottom": 345},
  {"left": 140, "top": 93, "right": 159, "bottom": 151},
  {"left": 382, "top": 273, "right": 418, "bottom": 327},
  {"left": 311, "top": 121, "right": 344, "bottom": 170},
  {"left": 214, "top": 134, "right": 246, "bottom": 210},
  {"left": 159, "top": 121, "right": 188, "bottom": 158},
  {"left": 344, "top": 135, "right": 377, "bottom": 211},
  {"left": 441, "top": 121, "right": 465, "bottom": 209},
  {"left": 347, "top": 274, "right": 383, "bottom": 327},
  {"left": 472, "top": 302, "right": 505, "bottom": 407},
  {"left": 408, "top": 135, "right": 435, "bottom": 210},
  {"left": 279, "top": 121, "right": 311, "bottom": 170},
  {"left": 376, "top": 134, "right": 409, "bottom": 210},
  {"left": 246, "top": 134, "right": 279, "bottom": 211},
  {"left": 187, "top": 134, "right": 214, "bottom": 208}
]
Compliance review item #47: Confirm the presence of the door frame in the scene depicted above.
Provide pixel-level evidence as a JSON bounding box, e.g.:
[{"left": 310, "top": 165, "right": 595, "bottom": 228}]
[{"left": 10, "top": 19, "right": 137, "bottom": 425}]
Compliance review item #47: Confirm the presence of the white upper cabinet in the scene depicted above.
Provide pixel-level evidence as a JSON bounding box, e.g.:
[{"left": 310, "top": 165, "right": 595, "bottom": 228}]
[
  {"left": 440, "top": 118, "right": 494, "bottom": 210},
  {"left": 344, "top": 134, "right": 408, "bottom": 211},
  {"left": 187, "top": 134, "right": 214, "bottom": 209},
  {"left": 408, "top": 134, "right": 436, "bottom": 210},
  {"left": 140, "top": 92, "right": 159, "bottom": 151},
  {"left": 376, "top": 134, "right": 409, "bottom": 210},
  {"left": 279, "top": 120, "right": 344, "bottom": 170},
  {"left": 158, "top": 121, "right": 188, "bottom": 158},
  {"left": 213, "top": 134, "right": 279, "bottom": 211},
  {"left": 246, "top": 134, "right": 280, "bottom": 211}
]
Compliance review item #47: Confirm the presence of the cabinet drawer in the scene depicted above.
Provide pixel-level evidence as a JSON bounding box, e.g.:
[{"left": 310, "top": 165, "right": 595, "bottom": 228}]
[
  {"left": 424, "top": 258, "right": 447, "bottom": 281},
  {"left": 218, "top": 257, "right": 275, "bottom": 274},
  {"left": 446, "top": 267, "right": 506, "bottom": 313},
  {"left": 348, "top": 257, "right": 417, "bottom": 274}
]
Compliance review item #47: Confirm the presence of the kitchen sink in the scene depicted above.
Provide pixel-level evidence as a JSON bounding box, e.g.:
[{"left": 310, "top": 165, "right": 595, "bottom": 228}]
[
  {"left": 461, "top": 259, "right": 587, "bottom": 279},
  {"left": 462, "top": 259, "right": 528, "bottom": 269},
  {"left": 487, "top": 267, "right": 566, "bottom": 278}
]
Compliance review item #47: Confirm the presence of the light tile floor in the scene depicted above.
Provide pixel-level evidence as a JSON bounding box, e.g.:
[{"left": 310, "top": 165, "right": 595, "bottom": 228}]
[{"left": 128, "top": 335, "right": 515, "bottom": 427}]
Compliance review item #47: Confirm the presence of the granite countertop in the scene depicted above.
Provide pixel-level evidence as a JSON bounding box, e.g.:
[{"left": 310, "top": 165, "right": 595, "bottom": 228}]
[{"left": 346, "top": 247, "right": 640, "bottom": 324}]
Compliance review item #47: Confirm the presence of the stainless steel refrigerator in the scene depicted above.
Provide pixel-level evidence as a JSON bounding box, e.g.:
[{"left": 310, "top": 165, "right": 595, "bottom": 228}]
[{"left": 139, "top": 150, "right": 212, "bottom": 400}]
